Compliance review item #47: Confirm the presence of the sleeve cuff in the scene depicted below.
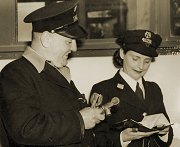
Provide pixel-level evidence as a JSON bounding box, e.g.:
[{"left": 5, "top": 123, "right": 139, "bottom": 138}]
[
  {"left": 158, "top": 132, "right": 169, "bottom": 142},
  {"left": 120, "top": 132, "right": 131, "bottom": 147}
]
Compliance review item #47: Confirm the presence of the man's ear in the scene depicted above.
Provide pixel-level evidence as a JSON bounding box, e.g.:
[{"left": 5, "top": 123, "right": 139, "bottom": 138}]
[
  {"left": 119, "top": 48, "right": 125, "bottom": 59},
  {"left": 40, "top": 31, "right": 52, "bottom": 48}
]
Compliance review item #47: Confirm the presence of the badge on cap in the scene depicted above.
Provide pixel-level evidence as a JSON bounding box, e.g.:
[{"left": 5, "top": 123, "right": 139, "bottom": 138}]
[
  {"left": 142, "top": 31, "right": 152, "bottom": 47},
  {"left": 73, "top": 6, "right": 78, "bottom": 22}
]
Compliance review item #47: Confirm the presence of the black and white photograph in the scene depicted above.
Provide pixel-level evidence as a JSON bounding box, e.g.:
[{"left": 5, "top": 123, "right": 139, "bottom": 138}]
[{"left": 0, "top": 0, "right": 180, "bottom": 147}]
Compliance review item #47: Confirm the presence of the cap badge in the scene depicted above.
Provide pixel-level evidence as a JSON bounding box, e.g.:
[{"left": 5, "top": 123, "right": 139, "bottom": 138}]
[
  {"left": 142, "top": 31, "right": 152, "bottom": 47},
  {"left": 145, "top": 31, "right": 151, "bottom": 38},
  {"left": 74, "top": 5, "right": 77, "bottom": 13},
  {"left": 73, "top": 6, "right": 78, "bottom": 22},
  {"left": 73, "top": 14, "right": 78, "bottom": 22}
]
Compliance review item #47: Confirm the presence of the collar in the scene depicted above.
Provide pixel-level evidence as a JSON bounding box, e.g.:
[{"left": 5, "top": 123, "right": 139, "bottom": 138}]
[
  {"left": 22, "top": 46, "right": 46, "bottom": 73},
  {"left": 119, "top": 68, "right": 143, "bottom": 92}
]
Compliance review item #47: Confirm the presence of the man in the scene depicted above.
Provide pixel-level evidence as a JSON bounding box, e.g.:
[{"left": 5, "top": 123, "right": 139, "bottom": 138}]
[
  {"left": 0, "top": 0, "right": 105, "bottom": 146},
  {"left": 90, "top": 30, "right": 173, "bottom": 147}
]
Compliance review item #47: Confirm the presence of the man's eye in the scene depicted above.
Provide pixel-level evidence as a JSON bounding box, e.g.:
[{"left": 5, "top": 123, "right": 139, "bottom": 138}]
[
  {"left": 66, "top": 40, "right": 72, "bottom": 45},
  {"left": 132, "top": 57, "right": 138, "bottom": 61}
]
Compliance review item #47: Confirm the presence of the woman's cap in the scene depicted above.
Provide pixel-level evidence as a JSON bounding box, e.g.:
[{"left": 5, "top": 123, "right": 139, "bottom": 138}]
[
  {"left": 116, "top": 30, "right": 162, "bottom": 57},
  {"left": 24, "top": 0, "right": 88, "bottom": 39}
]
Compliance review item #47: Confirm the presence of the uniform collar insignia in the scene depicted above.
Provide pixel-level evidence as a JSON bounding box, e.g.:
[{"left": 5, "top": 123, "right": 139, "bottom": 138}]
[
  {"left": 78, "top": 97, "right": 87, "bottom": 103},
  {"left": 117, "top": 83, "right": 124, "bottom": 89}
]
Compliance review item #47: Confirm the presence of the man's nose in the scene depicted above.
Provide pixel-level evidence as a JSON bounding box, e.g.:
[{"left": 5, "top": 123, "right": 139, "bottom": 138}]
[{"left": 71, "top": 40, "right": 77, "bottom": 52}]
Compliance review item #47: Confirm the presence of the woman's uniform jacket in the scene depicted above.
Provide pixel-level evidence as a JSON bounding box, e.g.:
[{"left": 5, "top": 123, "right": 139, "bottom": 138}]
[
  {"left": 90, "top": 70, "right": 173, "bottom": 147},
  {"left": 0, "top": 56, "right": 95, "bottom": 147}
]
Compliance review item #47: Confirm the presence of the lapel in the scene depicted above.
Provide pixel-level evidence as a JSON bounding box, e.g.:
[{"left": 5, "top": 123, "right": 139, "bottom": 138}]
[
  {"left": 112, "top": 71, "right": 147, "bottom": 111},
  {"left": 142, "top": 79, "right": 154, "bottom": 111},
  {"left": 41, "top": 63, "right": 75, "bottom": 92},
  {"left": 39, "top": 63, "right": 87, "bottom": 110}
]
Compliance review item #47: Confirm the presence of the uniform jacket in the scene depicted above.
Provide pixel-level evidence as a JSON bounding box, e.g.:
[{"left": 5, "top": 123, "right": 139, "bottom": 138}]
[
  {"left": 90, "top": 70, "right": 173, "bottom": 147},
  {"left": 0, "top": 57, "right": 95, "bottom": 147}
]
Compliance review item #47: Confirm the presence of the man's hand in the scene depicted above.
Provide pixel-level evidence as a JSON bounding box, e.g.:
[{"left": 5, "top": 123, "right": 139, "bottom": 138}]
[
  {"left": 79, "top": 107, "right": 105, "bottom": 129},
  {"left": 121, "top": 128, "right": 159, "bottom": 142}
]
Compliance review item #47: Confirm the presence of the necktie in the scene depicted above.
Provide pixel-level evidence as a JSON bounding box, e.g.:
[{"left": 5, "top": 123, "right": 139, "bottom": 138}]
[{"left": 135, "top": 82, "right": 144, "bottom": 102}]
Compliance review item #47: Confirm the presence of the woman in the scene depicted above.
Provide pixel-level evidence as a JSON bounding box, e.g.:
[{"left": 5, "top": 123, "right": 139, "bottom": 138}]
[{"left": 90, "top": 30, "right": 173, "bottom": 147}]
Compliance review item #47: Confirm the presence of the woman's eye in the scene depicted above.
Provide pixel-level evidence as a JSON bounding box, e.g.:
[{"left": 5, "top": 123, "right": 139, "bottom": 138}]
[{"left": 145, "top": 60, "right": 151, "bottom": 63}]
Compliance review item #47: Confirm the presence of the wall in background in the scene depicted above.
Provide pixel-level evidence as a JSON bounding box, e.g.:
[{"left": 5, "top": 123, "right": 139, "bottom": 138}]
[{"left": 0, "top": 54, "right": 180, "bottom": 147}]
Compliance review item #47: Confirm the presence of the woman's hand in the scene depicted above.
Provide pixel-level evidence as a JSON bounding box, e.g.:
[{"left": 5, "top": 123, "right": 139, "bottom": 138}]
[
  {"left": 121, "top": 128, "right": 159, "bottom": 142},
  {"left": 155, "top": 125, "right": 170, "bottom": 136}
]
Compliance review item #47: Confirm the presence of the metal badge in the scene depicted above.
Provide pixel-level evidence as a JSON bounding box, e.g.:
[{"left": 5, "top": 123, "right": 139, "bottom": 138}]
[
  {"left": 142, "top": 31, "right": 152, "bottom": 47},
  {"left": 117, "top": 83, "right": 124, "bottom": 89}
]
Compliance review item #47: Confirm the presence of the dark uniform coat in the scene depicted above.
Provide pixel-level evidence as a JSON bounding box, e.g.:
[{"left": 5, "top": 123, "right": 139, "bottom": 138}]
[
  {"left": 90, "top": 70, "right": 173, "bottom": 147},
  {"left": 0, "top": 57, "right": 94, "bottom": 147}
]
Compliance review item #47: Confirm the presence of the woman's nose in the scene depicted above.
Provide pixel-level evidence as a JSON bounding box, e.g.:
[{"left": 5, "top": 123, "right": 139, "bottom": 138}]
[{"left": 138, "top": 60, "right": 144, "bottom": 69}]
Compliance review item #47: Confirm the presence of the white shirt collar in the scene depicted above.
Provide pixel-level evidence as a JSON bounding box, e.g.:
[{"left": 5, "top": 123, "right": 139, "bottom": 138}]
[{"left": 119, "top": 68, "right": 144, "bottom": 92}]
